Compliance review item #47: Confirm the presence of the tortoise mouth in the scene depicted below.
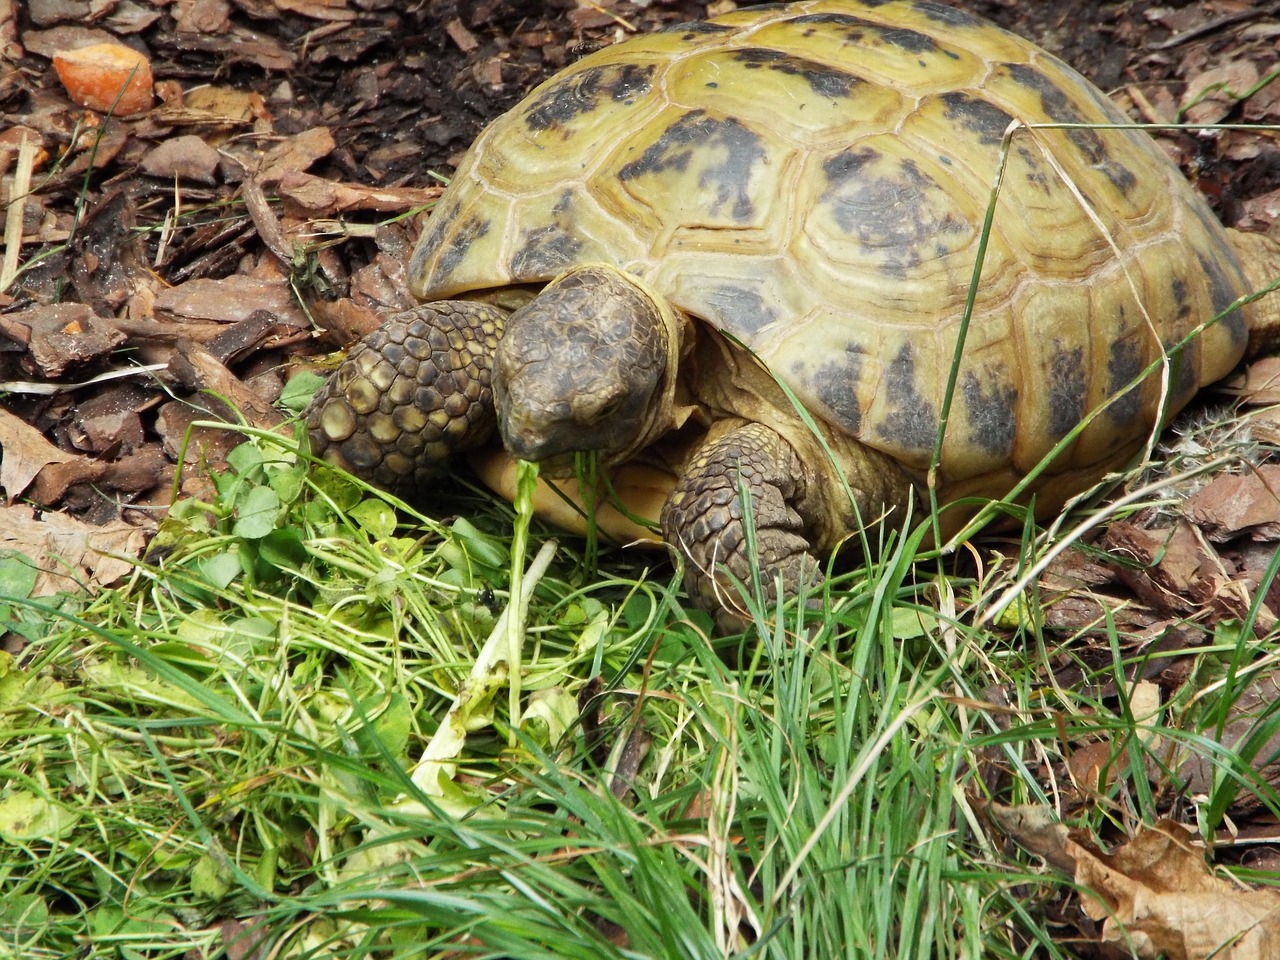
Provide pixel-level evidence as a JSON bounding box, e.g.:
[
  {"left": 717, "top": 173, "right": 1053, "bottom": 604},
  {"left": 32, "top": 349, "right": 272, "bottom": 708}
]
[{"left": 501, "top": 427, "right": 591, "bottom": 478}]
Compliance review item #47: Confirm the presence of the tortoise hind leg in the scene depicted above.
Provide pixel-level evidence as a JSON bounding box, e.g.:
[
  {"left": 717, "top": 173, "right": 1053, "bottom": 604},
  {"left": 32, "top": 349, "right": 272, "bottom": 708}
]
[
  {"left": 661, "top": 421, "right": 823, "bottom": 633},
  {"left": 306, "top": 301, "right": 506, "bottom": 493}
]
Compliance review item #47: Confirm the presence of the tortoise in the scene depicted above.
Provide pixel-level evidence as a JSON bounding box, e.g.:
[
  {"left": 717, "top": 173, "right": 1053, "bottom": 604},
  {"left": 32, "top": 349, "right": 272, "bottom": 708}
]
[{"left": 306, "top": 0, "right": 1280, "bottom": 630}]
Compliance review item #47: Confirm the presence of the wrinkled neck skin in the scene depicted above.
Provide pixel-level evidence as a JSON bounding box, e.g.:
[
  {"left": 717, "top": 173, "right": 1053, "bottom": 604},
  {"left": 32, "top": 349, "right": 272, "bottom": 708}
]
[{"left": 493, "top": 265, "right": 691, "bottom": 475}]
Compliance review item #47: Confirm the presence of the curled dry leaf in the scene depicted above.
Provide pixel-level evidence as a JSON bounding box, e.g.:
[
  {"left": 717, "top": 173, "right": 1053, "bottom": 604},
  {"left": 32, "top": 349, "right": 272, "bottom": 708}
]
[
  {"left": 52, "top": 41, "right": 154, "bottom": 116},
  {"left": 989, "top": 803, "right": 1280, "bottom": 960}
]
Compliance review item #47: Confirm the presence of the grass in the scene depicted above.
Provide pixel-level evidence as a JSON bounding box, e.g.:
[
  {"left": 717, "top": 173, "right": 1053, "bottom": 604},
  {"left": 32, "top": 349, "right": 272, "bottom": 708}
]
[{"left": 2, "top": 400, "right": 1277, "bottom": 959}]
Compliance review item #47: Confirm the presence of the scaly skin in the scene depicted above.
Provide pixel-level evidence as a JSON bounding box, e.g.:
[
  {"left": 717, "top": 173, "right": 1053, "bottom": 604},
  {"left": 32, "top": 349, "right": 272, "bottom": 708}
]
[
  {"left": 495, "top": 266, "right": 671, "bottom": 467},
  {"left": 661, "top": 421, "right": 822, "bottom": 634},
  {"left": 305, "top": 301, "right": 505, "bottom": 493}
]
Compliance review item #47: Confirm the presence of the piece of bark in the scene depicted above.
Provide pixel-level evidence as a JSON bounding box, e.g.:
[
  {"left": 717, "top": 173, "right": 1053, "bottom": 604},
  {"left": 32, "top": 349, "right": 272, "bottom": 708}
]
[
  {"left": 166, "top": 338, "right": 284, "bottom": 431},
  {"left": 0, "top": 302, "right": 126, "bottom": 377},
  {"left": 153, "top": 275, "right": 309, "bottom": 329},
  {"left": 1184, "top": 466, "right": 1280, "bottom": 542}
]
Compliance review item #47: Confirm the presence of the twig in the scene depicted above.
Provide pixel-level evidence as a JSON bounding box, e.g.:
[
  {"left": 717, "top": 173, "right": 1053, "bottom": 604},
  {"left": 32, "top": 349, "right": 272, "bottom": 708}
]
[
  {"left": 1150, "top": 1, "right": 1280, "bottom": 50},
  {"left": 1, "top": 130, "right": 36, "bottom": 293}
]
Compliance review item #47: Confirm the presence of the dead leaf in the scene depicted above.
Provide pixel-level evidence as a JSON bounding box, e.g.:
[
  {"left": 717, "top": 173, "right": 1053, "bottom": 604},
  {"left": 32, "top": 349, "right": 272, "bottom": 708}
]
[
  {"left": 0, "top": 407, "right": 76, "bottom": 501},
  {"left": 0, "top": 502, "right": 149, "bottom": 595},
  {"left": 174, "top": 0, "right": 231, "bottom": 34},
  {"left": 1182, "top": 61, "right": 1261, "bottom": 126},
  {"left": 276, "top": 170, "right": 440, "bottom": 215},
  {"left": 153, "top": 85, "right": 270, "bottom": 135},
  {"left": 1104, "top": 521, "right": 1263, "bottom": 627},
  {"left": 21, "top": 26, "right": 121, "bottom": 60},
  {"left": 990, "top": 803, "right": 1280, "bottom": 960},
  {"left": 446, "top": 18, "right": 479, "bottom": 53},
  {"left": 272, "top": 0, "right": 356, "bottom": 22},
  {"left": 139, "top": 133, "right": 222, "bottom": 184},
  {"left": 1228, "top": 356, "right": 1280, "bottom": 405}
]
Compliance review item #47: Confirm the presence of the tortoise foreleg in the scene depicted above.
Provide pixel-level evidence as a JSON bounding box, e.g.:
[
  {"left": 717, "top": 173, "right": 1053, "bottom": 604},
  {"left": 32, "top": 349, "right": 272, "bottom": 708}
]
[
  {"left": 306, "top": 301, "right": 506, "bottom": 493},
  {"left": 661, "top": 421, "right": 822, "bottom": 632}
]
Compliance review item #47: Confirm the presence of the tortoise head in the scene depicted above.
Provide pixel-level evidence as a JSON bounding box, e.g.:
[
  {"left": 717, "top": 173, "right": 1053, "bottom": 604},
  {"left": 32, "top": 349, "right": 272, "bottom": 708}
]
[{"left": 494, "top": 265, "right": 672, "bottom": 470}]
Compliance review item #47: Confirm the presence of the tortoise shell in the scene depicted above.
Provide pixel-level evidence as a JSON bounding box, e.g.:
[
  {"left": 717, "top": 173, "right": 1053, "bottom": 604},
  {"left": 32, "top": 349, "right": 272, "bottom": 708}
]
[{"left": 408, "top": 0, "right": 1252, "bottom": 508}]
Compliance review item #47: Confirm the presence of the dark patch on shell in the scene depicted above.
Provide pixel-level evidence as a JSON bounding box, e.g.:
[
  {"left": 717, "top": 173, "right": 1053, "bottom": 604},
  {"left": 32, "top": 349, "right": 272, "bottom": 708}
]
[
  {"left": 510, "top": 192, "right": 584, "bottom": 279},
  {"left": 790, "top": 12, "right": 939, "bottom": 56},
  {"left": 729, "top": 48, "right": 862, "bottom": 99},
  {"left": 820, "top": 148, "right": 967, "bottom": 276},
  {"left": 428, "top": 215, "right": 491, "bottom": 285},
  {"left": 1047, "top": 343, "right": 1086, "bottom": 441},
  {"left": 618, "top": 110, "right": 767, "bottom": 222},
  {"left": 1170, "top": 276, "right": 1189, "bottom": 315},
  {"left": 1165, "top": 335, "right": 1200, "bottom": 409},
  {"left": 523, "top": 63, "right": 656, "bottom": 133},
  {"left": 1002, "top": 62, "right": 1137, "bottom": 197},
  {"left": 939, "top": 92, "right": 1014, "bottom": 146},
  {"left": 961, "top": 369, "right": 1017, "bottom": 456},
  {"left": 1104, "top": 337, "right": 1144, "bottom": 426},
  {"left": 877, "top": 344, "right": 938, "bottom": 453},
  {"left": 803, "top": 344, "right": 865, "bottom": 435},
  {"left": 701, "top": 283, "right": 779, "bottom": 335},
  {"left": 1194, "top": 247, "right": 1249, "bottom": 351},
  {"left": 912, "top": 0, "right": 984, "bottom": 28},
  {"left": 655, "top": 19, "right": 735, "bottom": 36},
  {"left": 1017, "top": 144, "right": 1051, "bottom": 192}
]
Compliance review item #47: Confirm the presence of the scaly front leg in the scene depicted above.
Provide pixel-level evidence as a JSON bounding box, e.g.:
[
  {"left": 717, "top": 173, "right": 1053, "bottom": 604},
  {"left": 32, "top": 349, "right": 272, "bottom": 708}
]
[
  {"left": 306, "top": 301, "right": 506, "bottom": 492},
  {"left": 661, "top": 421, "right": 823, "bottom": 633}
]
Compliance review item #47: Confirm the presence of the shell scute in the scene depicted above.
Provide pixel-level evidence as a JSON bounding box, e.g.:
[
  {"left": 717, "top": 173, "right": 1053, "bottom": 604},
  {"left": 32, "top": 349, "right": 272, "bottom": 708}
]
[
  {"left": 728, "top": 47, "right": 863, "bottom": 99},
  {"left": 521, "top": 62, "right": 657, "bottom": 134},
  {"left": 616, "top": 110, "right": 769, "bottom": 225}
]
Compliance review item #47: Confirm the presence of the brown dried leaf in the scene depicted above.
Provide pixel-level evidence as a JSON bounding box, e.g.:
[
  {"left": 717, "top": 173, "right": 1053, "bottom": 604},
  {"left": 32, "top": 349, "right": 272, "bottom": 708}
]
[
  {"left": 1235, "top": 186, "right": 1280, "bottom": 233},
  {"left": 446, "top": 17, "right": 479, "bottom": 53},
  {"left": 1242, "top": 72, "right": 1280, "bottom": 124},
  {"left": 991, "top": 804, "right": 1280, "bottom": 960},
  {"left": 21, "top": 26, "right": 119, "bottom": 60},
  {"left": 272, "top": 0, "right": 355, "bottom": 21},
  {"left": 1181, "top": 61, "right": 1261, "bottom": 125},
  {"left": 276, "top": 170, "right": 440, "bottom": 215},
  {"left": 0, "top": 502, "right": 148, "bottom": 594},
  {"left": 0, "top": 302, "right": 126, "bottom": 377},
  {"left": 0, "top": 407, "right": 76, "bottom": 501},
  {"left": 139, "top": 133, "right": 221, "bottom": 184},
  {"left": 1228, "top": 356, "right": 1280, "bottom": 404},
  {"left": 1105, "top": 521, "right": 1221, "bottom": 612},
  {"left": 175, "top": 0, "right": 231, "bottom": 33},
  {"left": 154, "top": 85, "right": 270, "bottom": 131}
]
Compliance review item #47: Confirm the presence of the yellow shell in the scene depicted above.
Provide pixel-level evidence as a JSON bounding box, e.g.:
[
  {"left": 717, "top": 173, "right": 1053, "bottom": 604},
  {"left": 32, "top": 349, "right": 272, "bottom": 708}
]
[{"left": 409, "top": 0, "right": 1251, "bottom": 507}]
